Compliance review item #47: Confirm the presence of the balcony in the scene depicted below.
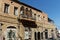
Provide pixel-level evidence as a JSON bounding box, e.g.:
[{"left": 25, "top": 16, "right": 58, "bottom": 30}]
[{"left": 20, "top": 14, "right": 36, "bottom": 21}]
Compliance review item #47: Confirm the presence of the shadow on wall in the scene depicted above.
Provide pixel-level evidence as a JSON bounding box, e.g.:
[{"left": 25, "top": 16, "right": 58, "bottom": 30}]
[{"left": 20, "top": 20, "right": 37, "bottom": 28}]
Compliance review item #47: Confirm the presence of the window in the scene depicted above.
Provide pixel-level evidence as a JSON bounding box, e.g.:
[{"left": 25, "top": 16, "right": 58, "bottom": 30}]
[
  {"left": 45, "top": 29, "right": 48, "bottom": 39},
  {"left": 4, "top": 4, "right": 9, "bottom": 13},
  {"left": 38, "top": 15, "right": 41, "bottom": 20},
  {"left": 38, "top": 15, "right": 40, "bottom": 17},
  {"left": 30, "top": 9, "right": 32, "bottom": 17},
  {"left": 45, "top": 32, "right": 48, "bottom": 39},
  {"left": 14, "top": 7, "right": 18, "bottom": 16},
  {"left": 34, "top": 14, "right": 36, "bottom": 20},
  {"left": 24, "top": 27, "right": 29, "bottom": 39},
  {"left": 26, "top": 8, "right": 28, "bottom": 17},
  {"left": 20, "top": 6, "right": 24, "bottom": 15},
  {"left": 24, "top": 27, "right": 31, "bottom": 40},
  {"left": 34, "top": 32, "right": 37, "bottom": 40},
  {"left": 41, "top": 32, "right": 43, "bottom": 39},
  {"left": 43, "top": 16, "right": 45, "bottom": 18},
  {"left": 6, "top": 26, "right": 17, "bottom": 40},
  {"left": 34, "top": 32, "right": 41, "bottom": 40},
  {"left": 20, "top": 10, "right": 23, "bottom": 15},
  {"left": 26, "top": 8, "right": 28, "bottom": 12},
  {"left": 38, "top": 32, "right": 40, "bottom": 40},
  {"left": 7, "top": 30, "right": 16, "bottom": 40},
  {"left": 24, "top": 31, "right": 29, "bottom": 39}
]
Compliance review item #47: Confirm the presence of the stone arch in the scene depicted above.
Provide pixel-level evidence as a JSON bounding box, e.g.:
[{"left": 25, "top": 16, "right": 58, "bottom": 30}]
[
  {"left": 7, "top": 26, "right": 16, "bottom": 29},
  {"left": 7, "top": 26, "right": 16, "bottom": 28}
]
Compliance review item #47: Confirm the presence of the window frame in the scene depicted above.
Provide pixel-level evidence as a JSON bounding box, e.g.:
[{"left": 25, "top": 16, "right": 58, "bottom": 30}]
[
  {"left": 4, "top": 3, "right": 9, "bottom": 13},
  {"left": 20, "top": 6, "right": 24, "bottom": 15},
  {"left": 14, "top": 7, "right": 18, "bottom": 16}
]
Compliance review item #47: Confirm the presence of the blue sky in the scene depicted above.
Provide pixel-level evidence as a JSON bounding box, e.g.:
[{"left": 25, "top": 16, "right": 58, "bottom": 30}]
[{"left": 20, "top": 0, "right": 60, "bottom": 30}]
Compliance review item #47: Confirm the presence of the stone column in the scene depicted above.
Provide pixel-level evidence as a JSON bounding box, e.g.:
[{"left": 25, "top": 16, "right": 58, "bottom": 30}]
[{"left": 43, "top": 31, "right": 45, "bottom": 40}]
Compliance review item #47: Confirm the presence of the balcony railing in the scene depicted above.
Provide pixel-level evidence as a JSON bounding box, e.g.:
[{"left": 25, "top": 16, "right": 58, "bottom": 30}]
[{"left": 20, "top": 14, "right": 36, "bottom": 21}]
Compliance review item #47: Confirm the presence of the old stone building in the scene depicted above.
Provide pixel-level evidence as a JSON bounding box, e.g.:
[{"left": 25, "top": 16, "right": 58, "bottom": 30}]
[{"left": 0, "top": 0, "right": 57, "bottom": 40}]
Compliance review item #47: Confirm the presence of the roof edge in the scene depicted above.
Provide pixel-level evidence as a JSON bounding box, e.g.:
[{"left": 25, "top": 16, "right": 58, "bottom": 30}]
[{"left": 11, "top": 0, "right": 43, "bottom": 13}]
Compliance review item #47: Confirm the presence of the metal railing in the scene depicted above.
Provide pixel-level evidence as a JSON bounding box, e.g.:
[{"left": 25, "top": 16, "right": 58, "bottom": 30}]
[{"left": 20, "top": 14, "right": 36, "bottom": 21}]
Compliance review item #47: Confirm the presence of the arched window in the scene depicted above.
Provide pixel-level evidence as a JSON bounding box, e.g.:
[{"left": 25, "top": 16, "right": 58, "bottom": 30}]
[
  {"left": 41, "top": 32, "right": 43, "bottom": 39},
  {"left": 6, "top": 26, "right": 17, "bottom": 40},
  {"left": 45, "top": 29, "right": 48, "bottom": 39},
  {"left": 8, "top": 30, "right": 16, "bottom": 40},
  {"left": 30, "top": 9, "right": 32, "bottom": 17},
  {"left": 20, "top": 6, "right": 24, "bottom": 15},
  {"left": 38, "top": 32, "right": 40, "bottom": 40},
  {"left": 26, "top": 8, "right": 28, "bottom": 12},
  {"left": 25, "top": 8, "right": 28, "bottom": 17},
  {"left": 24, "top": 27, "right": 31, "bottom": 40}
]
